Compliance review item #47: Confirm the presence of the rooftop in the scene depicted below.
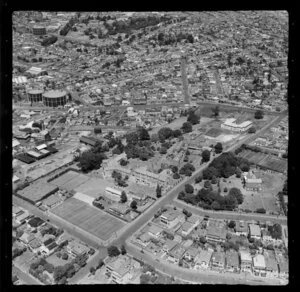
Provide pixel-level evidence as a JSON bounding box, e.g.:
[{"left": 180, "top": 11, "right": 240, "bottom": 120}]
[{"left": 43, "top": 90, "right": 67, "bottom": 98}]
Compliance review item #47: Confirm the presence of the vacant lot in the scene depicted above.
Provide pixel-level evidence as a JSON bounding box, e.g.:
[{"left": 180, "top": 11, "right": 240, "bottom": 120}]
[
  {"left": 205, "top": 127, "right": 223, "bottom": 138},
  {"left": 13, "top": 250, "right": 36, "bottom": 272},
  {"left": 50, "top": 198, "right": 125, "bottom": 241},
  {"left": 238, "top": 150, "right": 269, "bottom": 165},
  {"left": 74, "top": 177, "right": 116, "bottom": 198}
]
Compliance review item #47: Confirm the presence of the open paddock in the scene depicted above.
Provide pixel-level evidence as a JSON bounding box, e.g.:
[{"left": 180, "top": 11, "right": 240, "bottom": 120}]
[
  {"left": 205, "top": 127, "right": 223, "bottom": 138},
  {"left": 50, "top": 198, "right": 125, "bottom": 241},
  {"left": 49, "top": 170, "right": 91, "bottom": 191},
  {"left": 74, "top": 177, "right": 116, "bottom": 198}
]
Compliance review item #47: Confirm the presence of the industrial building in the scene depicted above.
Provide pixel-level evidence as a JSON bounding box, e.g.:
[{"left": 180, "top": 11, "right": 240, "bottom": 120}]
[
  {"left": 42, "top": 90, "right": 68, "bottom": 107},
  {"left": 27, "top": 89, "right": 44, "bottom": 103}
]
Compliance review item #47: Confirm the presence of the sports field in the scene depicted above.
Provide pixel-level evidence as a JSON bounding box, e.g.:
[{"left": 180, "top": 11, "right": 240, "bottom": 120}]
[
  {"left": 50, "top": 198, "right": 125, "bottom": 240},
  {"left": 238, "top": 150, "right": 269, "bottom": 165},
  {"left": 49, "top": 170, "right": 91, "bottom": 191},
  {"left": 238, "top": 150, "right": 287, "bottom": 173}
]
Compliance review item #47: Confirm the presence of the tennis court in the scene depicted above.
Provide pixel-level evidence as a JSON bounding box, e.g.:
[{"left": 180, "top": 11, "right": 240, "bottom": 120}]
[{"left": 50, "top": 198, "right": 124, "bottom": 240}]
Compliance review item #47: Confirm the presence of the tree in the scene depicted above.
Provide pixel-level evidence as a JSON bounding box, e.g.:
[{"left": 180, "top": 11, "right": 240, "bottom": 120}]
[
  {"left": 202, "top": 150, "right": 211, "bottom": 162},
  {"left": 120, "top": 191, "right": 127, "bottom": 203},
  {"left": 195, "top": 175, "right": 203, "bottom": 183},
  {"left": 235, "top": 168, "right": 242, "bottom": 178},
  {"left": 171, "top": 165, "right": 178, "bottom": 173},
  {"left": 214, "top": 143, "right": 223, "bottom": 154},
  {"left": 181, "top": 122, "right": 193, "bottom": 133},
  {"left": 120, "top": 245, "right": 127, "bottom": 255},
  {"left": 268, "top": 223, "right": 282, "bottom": 239},
  {"left": 179, "top": 163, "right": 195, "bottom": 176},
  {"left": 256, "top": 208, "right": 266, "bottom": 214},
  {"left": 137, "top": 127, "right": 150, "bottom": 141},
  {"left": 79, "top": 150, "right": 106, "bottom": 172},
  {"left": 130, "top": 200, "right": 138, "bottom": 210},
  {"left": 254, "top": 110, "right": 264, "bottom": 119},
  {"left": 228, "top": 220, "right": 236, "bottom": 229},
  {"left": 229, "top": 188, "right": 243, "bottom": 204},
  {"left": 173, "top": 173, "right": 180, "bottom": 179},
  {"left": 212, "top": 106, "right": 220, "bottom": 118},
  {"left": 120, "top": 158, "right": 128, "bottom": 166},
  {"left": 156, "top": 184, "right": 162, "bottom": 198},
  {"left": 107, "top": 246, "right": 120, "bottom": 257},
  {"left": 211, "top": 176, "right": 218, "bottom": 184},
  {"left": 199, "top": 236, "right": 207, "bottom": 244},
  {"left": 248, "top": 126, "right": 256, "bottom": 134},
  {"left": 173, "top": 129, "right": 182, "bottom": 137},
  {"left": 187, "top": 111, "right": 200, "bottom": 125},
  {"left": 159, "top": 146, "right": 167, "bottom": 154},
  {"left": 89, "top": 266, "right": 96, "bottom": 274},
  {"left": 184, "top": 184, "right": 194, "bottom": 194},
  {"left": 158, "top": 127, "right": 173, "bottom": 141},
  {"left": 204, "top": 180, "right": 212, "bottom": 190},
  {"left": 62, "top": 253, "right": 68, "bottom": 260}
]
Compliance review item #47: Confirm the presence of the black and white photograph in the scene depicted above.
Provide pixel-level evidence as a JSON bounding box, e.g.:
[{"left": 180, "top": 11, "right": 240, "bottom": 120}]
[{"left": 8, "top": 10, "right": 290, "bottom": 286}]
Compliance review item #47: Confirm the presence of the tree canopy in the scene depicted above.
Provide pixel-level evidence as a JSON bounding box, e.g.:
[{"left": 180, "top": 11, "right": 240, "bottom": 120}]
[
  {"left": 187, "top": 111, "right": 200, "bottom": 125},
  {"left": 254, "top": 110, "right": 264, "bottom": 119},
  {"left": 181, "top": 122, "right": 193, "bottom": 133},
  {"left": 107, "top": 246, "right": 120, "bottom": 257},
  {"left": 202, "top": 150, "right": 211, "bottom": 162},
  {"left": 78, "top": 150, "right": 107, "bottom": 173}
]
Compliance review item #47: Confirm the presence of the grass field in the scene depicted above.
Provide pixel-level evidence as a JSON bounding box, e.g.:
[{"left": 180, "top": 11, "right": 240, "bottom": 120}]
[
  {"left": 205, "top": 127, "right": 223, "bottom": 138},
  {"left": 74, "top": 177, "right": 115, "bottom": 198},
  {"left": 50, "top": 198, "right": 125, "bottom": 241},
  {"left": 49, "top": 170, "right": 91, "bottom": 191},
  {"left": 46, "top": 252, "right": 73, "bottom": 267}
]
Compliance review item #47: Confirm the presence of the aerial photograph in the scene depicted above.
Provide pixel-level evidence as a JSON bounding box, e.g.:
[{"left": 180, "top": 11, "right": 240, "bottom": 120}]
[{"left": 11, "top": 11, "right": 288, "bottom": 285}]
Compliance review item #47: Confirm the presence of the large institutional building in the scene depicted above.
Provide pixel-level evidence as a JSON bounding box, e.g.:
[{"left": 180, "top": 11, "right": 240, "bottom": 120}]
[{"left": 221, "top": 118, "right": 253, "bottom": 132}]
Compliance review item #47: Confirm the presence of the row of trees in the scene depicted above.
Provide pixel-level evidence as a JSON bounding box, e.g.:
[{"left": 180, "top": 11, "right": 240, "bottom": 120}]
[{"left": 178, "top": 186, "right": 243, "bottom": 211}]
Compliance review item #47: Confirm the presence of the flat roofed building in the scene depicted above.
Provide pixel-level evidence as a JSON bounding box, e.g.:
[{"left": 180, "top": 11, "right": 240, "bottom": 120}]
[
  {"left": 160, "top": 210, "right": 185, "bottom": 229},
  {"left": 194, "top": 249, "right": 213, "bottom": 270},
  {"left": 67, "top": 240, "right": 90, "bottom": 257},
  {"left": 252, "top": 254, "right": 266, "bottom": 277},
  {"left": 249, "top": 224, "right": 261, "bottom": 240},
  {"left": 240, "top": 249, "right": 252, "bottom": 273},
  {"left": 211, "top": 251, "right": 226, "bottom": 270},
  {"left": 105, "top": 187, "right": 123, "bottom": 201},
  {"left": 225, "top": 250, "right": 240, "bottom": 273}
]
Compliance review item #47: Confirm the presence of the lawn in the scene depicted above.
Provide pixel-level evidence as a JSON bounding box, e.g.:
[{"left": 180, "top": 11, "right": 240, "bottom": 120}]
[
  {"left": 46, "top": 252, "right": 73, "bottom": 267},
  {"left": 50, "top": 198, "right": 125, "bottom": 241},
  {"left": 13, "top": 250, "right": 36, "bottom": 272}
]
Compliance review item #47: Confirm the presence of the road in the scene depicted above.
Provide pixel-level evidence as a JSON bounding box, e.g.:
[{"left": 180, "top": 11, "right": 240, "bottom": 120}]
[
  {"left": 173, "top": 200, "right": 287, "bottom": 224},
  {"left": 125, "top": 242, "right": 284, "bottom": 285}
]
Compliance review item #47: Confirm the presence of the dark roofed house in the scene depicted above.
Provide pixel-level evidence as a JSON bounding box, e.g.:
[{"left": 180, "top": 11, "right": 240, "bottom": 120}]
[
  {"left": 80, "top": 135, "right": 100, "bottom": 147},
  {"left": 43, "top": 237, "right": 55, "bottom": 247},
  {"left": 27, "top": 217, "right": 45, "bottom": 228}
]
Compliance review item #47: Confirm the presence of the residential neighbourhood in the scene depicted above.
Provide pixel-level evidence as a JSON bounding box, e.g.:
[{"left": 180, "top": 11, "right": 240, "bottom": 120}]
[{"left": 11, "top": 10, "right": 288, "bottom": 286}]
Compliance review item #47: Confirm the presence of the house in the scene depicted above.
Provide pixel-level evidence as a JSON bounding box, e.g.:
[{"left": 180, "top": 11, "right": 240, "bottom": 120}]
[
  {"left": 206, "top": 220, "right": 227, "bottom": 243},
  {"left": 15, "top": 211, "right": 32, "bottom": 224},
  {"left": 244, "top": 171, "right": 262, "bottom": 191},
  {"left": 249, "top": 224, "right": 261, "bottom": 240},
  {"left": 160, "top": 210, "right": 185, "bottom": 229},
  {"left": 194, "top": 249, "right": 213, "bottom": 270},
  {"left": 19, "top": 232, "right": 35, "bottom": 244},
  {"left": 79, "top": 135, "right": 100, "bottom": 147},
  {"left": 67, "top": 240, "right": 90, "bottom": 257},
  {"left": 162, "top": 239, "right": 178, "bottom": 253},
  {"left": 136, "top": 232, "right": 151, "bottom": 247},
  {"left": 183, "top": 246, "right": 199, "bottom": 262},
  {"left": 108, "top": 203, "right": 131, "bottom": 217},
  {"left": 148, "top": 225, "right": 163, "bottom": 239},
  {"left": 225, "top": 250, "right": 240, "bottom": 273},
  {"left": 264, "top": 250, "right": 279, "bottom": 278},
  {"left": 261, "top": 229, "right": 283, "bottom": 247},
  {"left": 105, "top": 187, "right": 123, "bottom": 201},
  {"left": 105, "top": 255, "right": 133, "bottom": 284},
  {"left": 235, "top": 221, "right": 248, "bottom": 237},
  {"left": 167, "top": 245, "right": 186, "bottom": 264},
  {"left": 210, "top": 251, "right": 226, "bottom": 270},
  {"left": 252, "top": 254, "right": 267, "bottom": 277},
  {"left": 239, "top": 249, "right": 252, "bottom": 273},
  {"left": 29, "top": 238, "right": 42, "bottom": 253}
]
